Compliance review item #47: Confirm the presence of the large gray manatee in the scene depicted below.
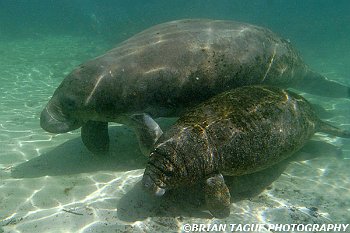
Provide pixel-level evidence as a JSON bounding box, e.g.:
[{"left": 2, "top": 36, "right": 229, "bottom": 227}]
[{"left": 40, "top": 19, "right": 350, "bottom": 154}]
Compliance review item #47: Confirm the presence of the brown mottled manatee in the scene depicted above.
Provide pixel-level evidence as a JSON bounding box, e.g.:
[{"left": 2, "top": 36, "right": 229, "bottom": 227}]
[
  {"left": 142, "top": 85, "right": 350, "bottom": 218},
  {"left": 40, "top": 19, "right": 350, "bottom": 154}
]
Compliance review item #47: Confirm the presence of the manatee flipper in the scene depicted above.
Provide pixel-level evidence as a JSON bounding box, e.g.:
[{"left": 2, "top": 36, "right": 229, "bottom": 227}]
[
  {"left": 318, "top": 121, "right": 350, "bottom": 138},
  {"left": 296, "top": 70, "right": 350, "bottom": 98},
  {"left": 204, "top": 174, "right": 231, "bottom": 218},
  {"left": 81, "top": 121, "right": 109, "bottom": 154},
  {"left": 129, "top": 113, "right": 163, "bottom": 156}
]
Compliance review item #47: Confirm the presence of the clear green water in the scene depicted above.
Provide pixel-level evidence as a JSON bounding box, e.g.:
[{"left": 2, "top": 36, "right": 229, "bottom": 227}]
[{"left": 0, "top": 1, "right": 349, "bottom": 232}]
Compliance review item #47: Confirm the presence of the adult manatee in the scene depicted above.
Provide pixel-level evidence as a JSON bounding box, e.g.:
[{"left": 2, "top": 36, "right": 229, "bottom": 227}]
[
  {"left": 40, "top": 19, "right": 350, "bottom": 154},
  {"left": 142, "top": 85, "right": 350, "bottom": 218}
]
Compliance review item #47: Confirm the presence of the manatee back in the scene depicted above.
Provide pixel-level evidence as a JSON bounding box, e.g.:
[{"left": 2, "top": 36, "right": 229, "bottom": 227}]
[
  {"left": 98, "top": 19, "right": 306, "bottom": 114},
  {"left": 172, "top": 86, "right": 320, "bottom": 176}
]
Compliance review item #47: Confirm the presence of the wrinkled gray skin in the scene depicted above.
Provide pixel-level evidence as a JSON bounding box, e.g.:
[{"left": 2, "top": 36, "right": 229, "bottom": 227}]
[
  {"left": 40, "top": 19, "right": 350, "bottom": 154},
  {"left": 142, "top": 85, "right": 350, "bottom": 218}
]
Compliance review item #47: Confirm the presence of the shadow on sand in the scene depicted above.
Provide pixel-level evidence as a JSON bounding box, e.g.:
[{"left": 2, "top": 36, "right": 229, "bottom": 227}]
[{"left": 11, "top": 125, "right": 146, "bottom": 178}]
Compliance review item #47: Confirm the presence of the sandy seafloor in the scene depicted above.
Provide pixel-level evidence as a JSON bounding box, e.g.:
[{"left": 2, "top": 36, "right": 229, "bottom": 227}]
[{"left": 0, "top": 33, "right": 349, "bottom": 233}]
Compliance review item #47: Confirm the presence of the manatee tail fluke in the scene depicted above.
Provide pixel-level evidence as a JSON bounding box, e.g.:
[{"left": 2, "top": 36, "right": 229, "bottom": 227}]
[
  {"left": 295, "top": 70, "right": 350, "bottom": 98},
  {"left": 318, "top": 121, "right": 350, "bottom": 138}
]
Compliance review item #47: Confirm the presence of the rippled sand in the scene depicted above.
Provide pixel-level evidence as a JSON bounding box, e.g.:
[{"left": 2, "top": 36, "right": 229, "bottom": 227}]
[{"left": 0, "top": 35, "right": 349, "bottom": 233}]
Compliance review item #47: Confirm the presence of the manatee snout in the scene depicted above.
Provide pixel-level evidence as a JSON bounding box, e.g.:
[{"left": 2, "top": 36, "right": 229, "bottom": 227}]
[
  {"left": 40, "top": 104, "right": 82, "bottom": 133},
  {"left": 142, "top": 144, "right": 184, "bottom": 197},
  {"left": 142, "top": 173, "right": 166, "bottom": 197}
]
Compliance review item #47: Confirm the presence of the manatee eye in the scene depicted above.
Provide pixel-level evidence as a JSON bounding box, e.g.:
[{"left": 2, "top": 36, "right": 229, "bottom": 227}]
[{"left": 61, "top": 97, "right": 77, "bottom": 111}]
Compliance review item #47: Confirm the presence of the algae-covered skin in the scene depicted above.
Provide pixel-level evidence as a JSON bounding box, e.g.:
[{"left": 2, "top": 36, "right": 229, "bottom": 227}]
[
  {"left": 40, "top": 19, "right": 350, "bottom": 155},
  {"left": 142, "top": 85, "right": 350, "bottom": 218}
]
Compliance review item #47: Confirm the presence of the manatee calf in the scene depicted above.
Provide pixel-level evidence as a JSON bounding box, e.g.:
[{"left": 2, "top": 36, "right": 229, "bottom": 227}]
[
  {"left": 40, "top": 19, "right": 350, "bottom": 154},
  {"left": 142, "top": 85, "right": 350, "bottom": 218}
]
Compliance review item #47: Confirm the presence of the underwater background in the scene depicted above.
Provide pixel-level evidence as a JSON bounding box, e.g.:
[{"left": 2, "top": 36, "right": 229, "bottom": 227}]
[{"left": 0, "top": 0, "right": 349, "bottom": 232}]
